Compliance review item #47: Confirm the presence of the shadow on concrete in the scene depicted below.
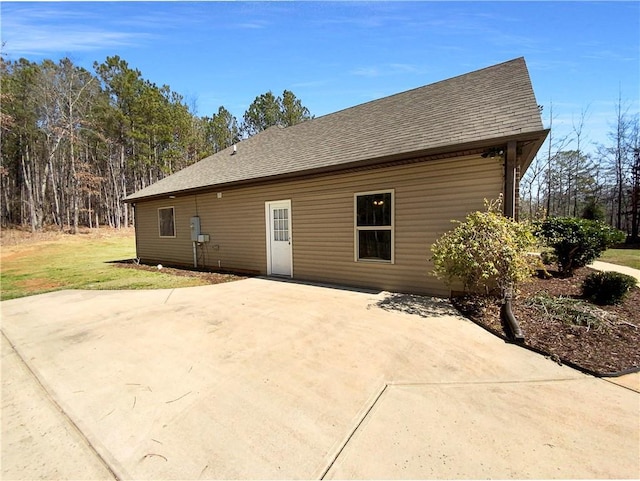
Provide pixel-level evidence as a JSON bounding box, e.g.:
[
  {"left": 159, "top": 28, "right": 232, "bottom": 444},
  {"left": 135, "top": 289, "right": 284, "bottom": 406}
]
[
  {"left": 376, "top": 293, "right": 456, "bottom": 318},
  {"left": 259, "top": 276, "right": 383, "bottom": 295}
]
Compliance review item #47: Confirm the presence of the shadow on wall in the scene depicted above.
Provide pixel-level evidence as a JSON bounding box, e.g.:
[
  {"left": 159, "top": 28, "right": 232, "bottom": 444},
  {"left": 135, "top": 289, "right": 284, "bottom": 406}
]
[{"left": 376, "top": 293, "right": 459, "bottom": 318}]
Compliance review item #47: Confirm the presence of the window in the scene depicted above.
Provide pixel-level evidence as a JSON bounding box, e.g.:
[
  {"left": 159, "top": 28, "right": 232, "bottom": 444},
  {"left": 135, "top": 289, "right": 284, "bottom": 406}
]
[
  {"left": 354, "top": 190, "right": 394, "bottom": 262},
  {"left": 158, "top": 207, "right": 176, "bottom": 237},
  {"left": 272, "top": 207, "right": 289, "bottom": 242}
]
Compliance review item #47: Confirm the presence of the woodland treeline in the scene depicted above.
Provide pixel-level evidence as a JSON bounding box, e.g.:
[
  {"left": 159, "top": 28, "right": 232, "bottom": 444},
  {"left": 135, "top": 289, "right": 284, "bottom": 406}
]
[
  {"left": 520, "top": 103, "right": 640, "bottom": 242},
  {"left": 1, "top": 55, "right": 638, "bottom": 242},
  {"left": 0, "top": 56, "right": 312, "bottom": 232}
]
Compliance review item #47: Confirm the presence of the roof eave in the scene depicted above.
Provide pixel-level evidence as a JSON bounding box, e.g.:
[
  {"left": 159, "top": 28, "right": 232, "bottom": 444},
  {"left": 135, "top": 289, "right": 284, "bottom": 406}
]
[
  {"left": 518, "top": 128, "right": 550, "bottom": 173},
  {"left": 124, "top": 129, "right": 549, "bottom": 204}
]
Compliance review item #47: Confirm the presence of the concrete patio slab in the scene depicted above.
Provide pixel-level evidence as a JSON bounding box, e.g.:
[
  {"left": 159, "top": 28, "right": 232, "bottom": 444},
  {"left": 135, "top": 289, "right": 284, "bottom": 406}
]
[
  {"left": 324, "top": 380, "right": 639, "bottom": 479},
  {"left": 606, "top": 371, "right": 640, "bottom": 392},
  {"left": 1, "top": 334, "right": 116, "bottom": 480},
  {"left": 1, "top": 278, "right": 638, "bottom": 479}
]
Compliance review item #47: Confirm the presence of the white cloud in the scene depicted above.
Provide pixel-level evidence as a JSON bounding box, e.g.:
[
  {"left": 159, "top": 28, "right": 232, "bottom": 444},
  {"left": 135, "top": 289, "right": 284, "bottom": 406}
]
[
  {"left": 350, "top": 63, "right": 427, "bottom": 78},
  {"left": 5, "top": 28, "right": 150, "bottom": 56},
  {"left": 350, "top": 66, "right": 380, "bottom": 77},
  {"left": 1, "top": 4, "right": 153, "bottom": 57},
  {"left": 234, "top": 20, "right": 270, "bottom": 30},
  {"left": 527, "top": 59, "right": 581, "bottom": 72},
  {"left": 291, "top": 79, "right": 330, "bottom": 89},
  {"left": 581, "top": 50, "right": 638, "bottom": 63}
]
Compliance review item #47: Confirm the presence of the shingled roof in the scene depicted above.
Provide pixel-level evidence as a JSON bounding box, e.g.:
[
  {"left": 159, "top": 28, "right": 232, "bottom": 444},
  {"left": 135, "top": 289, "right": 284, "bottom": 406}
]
[{"left": 126, "top": 57, "right": 546, "bottom": 202}]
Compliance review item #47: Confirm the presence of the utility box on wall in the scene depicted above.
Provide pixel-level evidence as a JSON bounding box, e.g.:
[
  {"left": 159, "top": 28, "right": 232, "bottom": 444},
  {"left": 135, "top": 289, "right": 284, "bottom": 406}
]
[{"left": 190, "top": 216, "right": 201, "bottom": 241}]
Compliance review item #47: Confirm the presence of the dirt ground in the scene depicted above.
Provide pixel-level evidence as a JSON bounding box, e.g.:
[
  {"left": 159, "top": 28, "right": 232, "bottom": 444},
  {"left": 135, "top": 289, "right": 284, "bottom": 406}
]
[
  {"left": 114, "top": 260, "right": 246, "bottom": 285},
  {"left": 453, "top": 267, "right": 640, "bottom": 376},
  {"left": 0, "top": 225, "right": 135, "bottom": 249}
]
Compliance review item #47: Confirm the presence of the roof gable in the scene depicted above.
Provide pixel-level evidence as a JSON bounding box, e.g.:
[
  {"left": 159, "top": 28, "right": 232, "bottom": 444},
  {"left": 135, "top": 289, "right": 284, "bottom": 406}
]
[{"left": 126, "top": 57, "right": 545, "bottom": 201}]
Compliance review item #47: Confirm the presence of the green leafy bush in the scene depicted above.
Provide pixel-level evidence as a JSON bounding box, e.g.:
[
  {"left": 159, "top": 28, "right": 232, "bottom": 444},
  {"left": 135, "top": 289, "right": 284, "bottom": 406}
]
[
  {"left": 534, "top": 217, "right": 626, "bottom": 276},
  {"left": 431, "top": 197, "right": 537, "bottom": 294},
  {"left": 582, "top": 271, "right": 637, "bottom": 305}
]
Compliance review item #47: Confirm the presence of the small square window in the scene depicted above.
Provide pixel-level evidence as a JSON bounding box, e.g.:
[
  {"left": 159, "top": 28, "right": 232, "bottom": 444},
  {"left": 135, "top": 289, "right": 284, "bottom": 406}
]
[{"left": 158, "top": 207, "right": 175, "bottom": 237}]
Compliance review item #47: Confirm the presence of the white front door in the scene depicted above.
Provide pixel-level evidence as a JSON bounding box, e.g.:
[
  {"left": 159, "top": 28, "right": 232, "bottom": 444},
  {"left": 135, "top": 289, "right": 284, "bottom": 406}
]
[{"left": 265, "top": 200, "right": 292, "bottom": 277}]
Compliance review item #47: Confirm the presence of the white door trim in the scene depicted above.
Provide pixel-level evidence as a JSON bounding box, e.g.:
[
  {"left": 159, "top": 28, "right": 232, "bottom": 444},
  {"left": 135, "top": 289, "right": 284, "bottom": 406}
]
[{"left": 265, "top": 199, "right": 293, "bottom": 277}]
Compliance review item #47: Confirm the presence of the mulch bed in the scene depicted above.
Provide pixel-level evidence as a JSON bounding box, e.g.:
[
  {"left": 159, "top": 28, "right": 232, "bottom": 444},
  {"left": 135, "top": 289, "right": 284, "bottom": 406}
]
[
  {"left": 115, "top": 260, "right": 247, "bottom": 285},
  {"left": 452, "top": 267, "right": 640, "bottom": 376}
]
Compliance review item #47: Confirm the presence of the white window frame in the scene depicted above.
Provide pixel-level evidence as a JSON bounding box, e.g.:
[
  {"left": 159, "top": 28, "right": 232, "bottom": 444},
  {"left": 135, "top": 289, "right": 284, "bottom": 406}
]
[
  {"left": 354, "top": 189, "right": 394, "bottom": 264},
  {"left": 158, "top": 206, "right": 176, "bottom": 238}
]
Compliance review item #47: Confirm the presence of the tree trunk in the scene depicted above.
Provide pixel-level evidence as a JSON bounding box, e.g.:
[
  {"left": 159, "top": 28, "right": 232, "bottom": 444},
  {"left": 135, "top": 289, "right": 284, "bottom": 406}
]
[
  {"left": 616, "top": 154, "right": 623, "bottom": 230},
  {"left": 631, "top": 147, "right": 639, "bottom": 241},
  {"left": 69, "top": 126, "right": 79, "bottom": 234},
  {"left": 20, "top": 143, "right": 38, "bottom": 232},
  {"left": 46, "top": 155, "right": 62, "bottom": 228},
  {"left": 121, "top": 144, "right": 128, "bottom": 228}
]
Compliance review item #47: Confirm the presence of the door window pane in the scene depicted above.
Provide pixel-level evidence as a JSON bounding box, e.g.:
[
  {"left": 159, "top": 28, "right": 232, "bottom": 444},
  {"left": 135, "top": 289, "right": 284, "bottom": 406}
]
[{"left": 273, "top": 208, "right": 289, "bottom": 241}]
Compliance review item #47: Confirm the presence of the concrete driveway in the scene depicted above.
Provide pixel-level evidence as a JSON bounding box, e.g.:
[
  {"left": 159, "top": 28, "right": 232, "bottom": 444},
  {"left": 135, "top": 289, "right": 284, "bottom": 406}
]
[{"left": 1, "top": 278, "right": 638, "bottom": 480}]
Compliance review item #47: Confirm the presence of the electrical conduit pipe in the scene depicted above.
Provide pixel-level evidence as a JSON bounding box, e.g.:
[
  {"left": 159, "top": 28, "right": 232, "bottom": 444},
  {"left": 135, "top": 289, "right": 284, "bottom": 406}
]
[{"left": 501, "top": 297, "right": 524, "bottom": 342}]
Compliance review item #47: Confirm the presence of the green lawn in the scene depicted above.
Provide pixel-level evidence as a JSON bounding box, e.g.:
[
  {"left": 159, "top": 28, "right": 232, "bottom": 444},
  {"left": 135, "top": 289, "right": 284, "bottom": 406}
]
[
  {"left": 599, "top": 248, "right": 640, "bottom": 270},
  {"left": 0, "top": 231, "right": 207, "bottom": 301},
  {"left": 535, "top": 247, "right": 640, "bottom": 270}
]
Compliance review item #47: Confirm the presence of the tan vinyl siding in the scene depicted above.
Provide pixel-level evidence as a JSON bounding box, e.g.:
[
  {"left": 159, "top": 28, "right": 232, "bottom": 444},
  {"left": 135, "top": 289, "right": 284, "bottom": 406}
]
[{"left": 133, "top": 155, "right": 503, "bottom": 295}]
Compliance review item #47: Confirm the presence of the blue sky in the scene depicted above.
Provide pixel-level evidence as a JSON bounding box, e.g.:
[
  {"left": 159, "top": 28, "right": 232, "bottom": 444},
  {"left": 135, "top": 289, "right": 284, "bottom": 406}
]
[{"left": 1, "top": 1, "right": 638, "bottom": 155}]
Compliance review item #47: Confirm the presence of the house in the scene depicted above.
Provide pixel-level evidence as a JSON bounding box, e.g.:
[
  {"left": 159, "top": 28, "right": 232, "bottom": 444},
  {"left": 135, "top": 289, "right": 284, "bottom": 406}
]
[{"left": 124, "top": 57, "right": 548, "bottom": 296}]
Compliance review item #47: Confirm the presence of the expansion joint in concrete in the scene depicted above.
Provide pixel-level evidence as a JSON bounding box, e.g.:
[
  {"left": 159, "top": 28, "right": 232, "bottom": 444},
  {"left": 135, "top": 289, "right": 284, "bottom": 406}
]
[
  {"left": 602, "top": 377, "right": 640, "bottom": 394},
  {"left": 163, "top": 289, "right": 176, "bottom": 304},
  {"left": 319, "top": 382, "right": 389, "bottom": 480},
  {"left": 388, "top": 377, "right": 587, "bottom": 387}
]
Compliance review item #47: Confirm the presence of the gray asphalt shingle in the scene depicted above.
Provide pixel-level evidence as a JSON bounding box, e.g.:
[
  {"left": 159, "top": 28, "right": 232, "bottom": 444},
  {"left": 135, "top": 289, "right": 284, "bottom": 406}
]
[{"left": 126, "top": 57, "right": 544, "bottom": 201}]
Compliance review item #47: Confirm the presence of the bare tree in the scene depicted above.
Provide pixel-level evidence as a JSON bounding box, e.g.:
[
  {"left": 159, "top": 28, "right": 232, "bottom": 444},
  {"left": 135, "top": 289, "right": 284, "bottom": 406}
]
[
  {"left": 629, "top": 118, "right": 640, "bottom": 241},
  {"left": 541, "top": 102, "right": 571, "bottom": 216}
]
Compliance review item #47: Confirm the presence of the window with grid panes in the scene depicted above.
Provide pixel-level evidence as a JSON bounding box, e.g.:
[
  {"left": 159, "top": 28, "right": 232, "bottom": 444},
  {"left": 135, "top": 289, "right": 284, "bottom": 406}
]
[{"left": 354, "top": 191, "right": 393, "bottom": 262}]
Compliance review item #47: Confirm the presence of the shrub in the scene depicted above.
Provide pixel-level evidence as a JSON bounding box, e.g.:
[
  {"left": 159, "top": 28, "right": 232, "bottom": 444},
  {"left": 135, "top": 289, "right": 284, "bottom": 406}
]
[
  {"left": 534, "top": 217, "right": 626, "bottom": 276},
  {"left": 581, "top": 198, "right": 605, "bottom": 221},
  {"left": 431, "top": 197, "right": 537, "bottom": 295},
  {"left": 582, "top": 271, "right": 637, "bottom": 305}
]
